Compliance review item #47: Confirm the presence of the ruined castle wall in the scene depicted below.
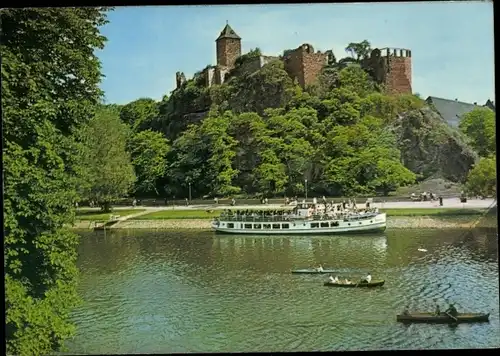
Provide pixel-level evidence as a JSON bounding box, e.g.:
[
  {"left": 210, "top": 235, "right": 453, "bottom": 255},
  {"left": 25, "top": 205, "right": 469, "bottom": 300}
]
[
  {"left": 302, "top": 52, "right": 328, "bottom": 87},
  {"left": 231, "top": 55, "right": 280, "bottom": 77},
  {"left": 283, "top": 48, "right": 305, "bottom": 87},
  {"left": 216, "top": 38, "right": 241, "bottom": 67},
  {"left": 260, "top": 55, "right": 279, "bottom": 67},
  {"left": 206, "top": 67, "right": 215, "bottom": 87},
  {"left": 283, "top": 44, "right": 327, "bottom": 88},
  {"left": 214, "top": 66, "right": 230, "bottom": 85}
]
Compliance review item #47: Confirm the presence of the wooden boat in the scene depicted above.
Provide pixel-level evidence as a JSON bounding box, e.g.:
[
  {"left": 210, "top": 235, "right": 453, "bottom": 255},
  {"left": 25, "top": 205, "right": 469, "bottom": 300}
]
[
  {"left": 291, "top": 269, "right": 340, "bottom": 274},
  {"left": 323, "top": 280, "right": 385, "bottom": 288},
  {"left": 396, "top": 312, "right": 490, "bottom": 324}
]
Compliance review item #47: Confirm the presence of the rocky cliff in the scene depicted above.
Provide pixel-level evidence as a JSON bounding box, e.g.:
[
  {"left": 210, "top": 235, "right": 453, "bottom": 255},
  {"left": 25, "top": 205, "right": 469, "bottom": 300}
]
[{"left": 391, "top": 106, "right": 478, "bottom": 182}]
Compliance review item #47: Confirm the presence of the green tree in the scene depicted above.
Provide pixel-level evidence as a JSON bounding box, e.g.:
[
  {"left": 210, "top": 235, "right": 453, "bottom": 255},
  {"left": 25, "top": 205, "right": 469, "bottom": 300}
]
[
  {"left": 128, "top": 130, "right": 170, "bottom": 196},
  {"left": 459, "top": 107, "right": 496, "bottom": 157},
  {"left": 119, "top": 97, "right": 159, "bottom": 131},
  {"left": 2, "top": 7, "right": 111, "bottom": 355},
  {"left": 345, "top": 40, "right": 372, "bottom": 61},
  {"left": 465, "top": 156, "right": 496, "bottom": 197},
  {"left": 80, "top": 106, "right": 136, "bottom": 211}
]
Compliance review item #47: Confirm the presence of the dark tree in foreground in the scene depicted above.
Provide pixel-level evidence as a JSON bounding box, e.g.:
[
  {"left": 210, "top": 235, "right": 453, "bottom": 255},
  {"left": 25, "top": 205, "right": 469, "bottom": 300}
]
[{"left": 2, "top": 7, "right": 111, "bottom": 355}]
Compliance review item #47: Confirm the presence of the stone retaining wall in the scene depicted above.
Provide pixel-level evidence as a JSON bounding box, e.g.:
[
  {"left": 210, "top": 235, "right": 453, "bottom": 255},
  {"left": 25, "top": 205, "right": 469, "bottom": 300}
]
[{"left": 70, "top": 216, "right": 497, "bottom": 231}]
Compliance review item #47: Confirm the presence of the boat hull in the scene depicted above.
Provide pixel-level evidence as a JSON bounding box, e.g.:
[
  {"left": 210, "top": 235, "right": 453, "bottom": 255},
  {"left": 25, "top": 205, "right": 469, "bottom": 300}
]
[
  {"left": 212, "top": 213, "right": 387, "bottom": 235},
  {"left": 323, "top": 280, "right": 385, "bottom": 288},
  {"left": 396, "top": 313, "right": 490, "bottom": 324}
]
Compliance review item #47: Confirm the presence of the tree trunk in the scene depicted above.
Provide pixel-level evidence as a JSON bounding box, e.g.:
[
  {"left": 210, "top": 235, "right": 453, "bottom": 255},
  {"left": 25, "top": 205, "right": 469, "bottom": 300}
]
[{"left": 101, "top": 201, "right": 112, "bottom": 213}]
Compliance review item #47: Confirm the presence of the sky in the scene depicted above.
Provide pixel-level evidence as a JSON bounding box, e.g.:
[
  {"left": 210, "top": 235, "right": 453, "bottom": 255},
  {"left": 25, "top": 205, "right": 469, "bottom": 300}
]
[{"left": 97, "top": 2, "right": 495, "bottom": 105}]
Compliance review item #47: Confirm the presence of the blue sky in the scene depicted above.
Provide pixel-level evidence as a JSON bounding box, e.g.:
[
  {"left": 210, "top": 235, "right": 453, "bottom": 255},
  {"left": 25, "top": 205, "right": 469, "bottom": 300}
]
[{"left": 98, "top": 2, "right": 495, "bottom": 105}]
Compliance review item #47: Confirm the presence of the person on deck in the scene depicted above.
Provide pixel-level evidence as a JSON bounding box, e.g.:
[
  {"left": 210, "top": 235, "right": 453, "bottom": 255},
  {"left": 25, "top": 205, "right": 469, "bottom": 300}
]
[{"left": 445, "top": 303, "right": 458, "bottom": 317}]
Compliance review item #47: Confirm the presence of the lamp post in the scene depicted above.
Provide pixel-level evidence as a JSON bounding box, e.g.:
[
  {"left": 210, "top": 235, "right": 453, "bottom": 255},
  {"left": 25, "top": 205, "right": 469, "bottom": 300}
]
[
  {"left": 305, "top": 179, "right": 308, "bottom": 201},
  {"left": 188, "top": 182, "right": 192, "bottom": 203}
]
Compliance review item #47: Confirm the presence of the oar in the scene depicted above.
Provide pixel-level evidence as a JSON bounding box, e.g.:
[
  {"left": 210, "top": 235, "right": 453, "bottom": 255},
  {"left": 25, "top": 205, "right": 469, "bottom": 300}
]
[{"left": 445, "top": 311, "right": 458, "bottom": 322}]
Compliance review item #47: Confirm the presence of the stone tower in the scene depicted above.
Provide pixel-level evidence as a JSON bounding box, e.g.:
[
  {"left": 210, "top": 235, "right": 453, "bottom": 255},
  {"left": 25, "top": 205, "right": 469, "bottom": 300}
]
[
  {"left": 215, "top": 23, "right": 242, "bottom": 68},
  {"left": 282, "top": 43, "right": 328, "bottom": 88},
  {"left": 362, "top": 47, "right": 412, "bottom": 95}
]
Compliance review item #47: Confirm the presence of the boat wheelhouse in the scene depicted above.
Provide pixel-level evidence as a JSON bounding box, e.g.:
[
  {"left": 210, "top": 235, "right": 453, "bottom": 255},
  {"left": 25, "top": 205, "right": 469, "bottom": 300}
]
[{"left": 211, "top": 201, "right": 386, "bottom": 235}]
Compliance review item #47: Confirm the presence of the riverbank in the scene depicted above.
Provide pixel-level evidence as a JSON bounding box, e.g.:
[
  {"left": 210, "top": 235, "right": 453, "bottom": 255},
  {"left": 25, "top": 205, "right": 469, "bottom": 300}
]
[{"left": 70, "top": 214, "right": 497, "bottom": 230}]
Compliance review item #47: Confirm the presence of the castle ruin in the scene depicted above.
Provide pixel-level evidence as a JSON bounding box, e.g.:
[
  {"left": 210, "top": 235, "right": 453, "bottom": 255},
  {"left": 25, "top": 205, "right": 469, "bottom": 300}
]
[
  {"left": 361, "top": 47, "right": 412, "bottom": 95},
  {"left": 175, "top": 23, "right": 413, "bottom": 96}
]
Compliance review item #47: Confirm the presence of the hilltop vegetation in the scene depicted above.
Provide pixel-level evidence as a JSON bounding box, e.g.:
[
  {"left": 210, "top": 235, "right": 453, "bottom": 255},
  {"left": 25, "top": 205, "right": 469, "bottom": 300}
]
[{"left": 100, "top": 44, "right": 493, "bottom": 202}]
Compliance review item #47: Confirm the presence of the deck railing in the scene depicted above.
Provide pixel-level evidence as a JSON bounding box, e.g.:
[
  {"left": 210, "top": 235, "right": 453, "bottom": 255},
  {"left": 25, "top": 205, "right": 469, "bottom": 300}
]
[{"left": 215, "top": 212, "right": 379, "bottom": 223}]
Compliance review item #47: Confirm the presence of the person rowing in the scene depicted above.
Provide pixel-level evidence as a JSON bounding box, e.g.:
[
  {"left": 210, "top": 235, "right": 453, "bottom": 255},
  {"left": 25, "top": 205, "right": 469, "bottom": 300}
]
[
  {"left": 316, "top": 264, "right": 324, "bottom": 272},
  {"left": 434, "top": 304, "right": 441, "bottom": 316},
  {"left": 402, "top": 306, "right": 410, "bottom": 316},
  {"left": 445, "top": 303, "right": 458, "bottom": 317},
  {"left": 344, "top": 278, "right": 352, "bottom": 284},
  {"left": 329, "top": 275, "right": 335, "bottom": 283},
  {"left": 360, "top": 273, "right": 372, "bottom": 284}
]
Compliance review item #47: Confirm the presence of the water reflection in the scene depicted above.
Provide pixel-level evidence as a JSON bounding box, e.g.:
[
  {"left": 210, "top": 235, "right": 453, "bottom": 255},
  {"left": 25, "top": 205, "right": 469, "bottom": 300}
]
[{"left": 67, "top": 228, "right": 500, "bottom": 353}]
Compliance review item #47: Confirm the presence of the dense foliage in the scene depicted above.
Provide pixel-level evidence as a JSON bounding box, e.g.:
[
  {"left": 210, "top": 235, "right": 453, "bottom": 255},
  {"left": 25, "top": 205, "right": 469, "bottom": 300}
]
[
  {"left": 2, "top": 7, "right": 111, "bottom": 355},
  {"left": 459, "top": 107, "right": 496, "bottom": 158},
  {"left": 79, "top": 105, "right": 136, "bottom": 211},
  {"left": 465, "top": 156, "right": 497, "bottom": 198},
  {"left": 112, "top": 40, "right": 494, "bottom": 200}
]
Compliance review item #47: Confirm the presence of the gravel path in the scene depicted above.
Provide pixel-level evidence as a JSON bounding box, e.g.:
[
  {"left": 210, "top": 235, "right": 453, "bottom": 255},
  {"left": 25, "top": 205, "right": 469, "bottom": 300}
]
[{"left": 79, "top": 198, "right": 496, "bottom": 213}]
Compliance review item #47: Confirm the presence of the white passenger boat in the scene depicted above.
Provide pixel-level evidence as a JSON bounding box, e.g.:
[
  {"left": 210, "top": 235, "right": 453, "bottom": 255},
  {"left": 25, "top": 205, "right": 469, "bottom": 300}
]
[{"left": 211, "top": 201, "right": 386, "bottom": 235}]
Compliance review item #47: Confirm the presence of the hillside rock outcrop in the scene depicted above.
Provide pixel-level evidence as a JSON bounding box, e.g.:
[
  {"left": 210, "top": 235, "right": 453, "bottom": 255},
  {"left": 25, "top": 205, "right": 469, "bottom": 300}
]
[{"left": 391, "top": 106, "right": 478, "bottom": 182}]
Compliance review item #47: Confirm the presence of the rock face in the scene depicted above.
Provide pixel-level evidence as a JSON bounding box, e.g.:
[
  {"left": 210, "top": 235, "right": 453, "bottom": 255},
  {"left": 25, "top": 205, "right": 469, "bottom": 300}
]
[{"left": 391, "top": 106, "right": 478, "bottom": 182}]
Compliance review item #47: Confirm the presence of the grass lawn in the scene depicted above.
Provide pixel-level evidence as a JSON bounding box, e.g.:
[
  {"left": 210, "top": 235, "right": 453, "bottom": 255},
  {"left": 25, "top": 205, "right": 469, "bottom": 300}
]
[
  {"left": 132, "top": 207, "right": 488, "bottom": 220},
  {"left": 75, "top": 209, "right": 145, "bottom": 221},
  {"left": 132, "top": 209, "right": 220, "bottom": 220}
]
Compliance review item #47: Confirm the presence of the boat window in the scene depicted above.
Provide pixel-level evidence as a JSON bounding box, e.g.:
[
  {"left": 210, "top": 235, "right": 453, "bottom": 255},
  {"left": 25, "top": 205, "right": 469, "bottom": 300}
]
[
  {"left": 330, "top": 221, "right": 339, "bottom": 227},
  {"left": 228, "top": 223, "right": 234, "bottom": 228},
  {"left": 244, "top": 224, "right": 252, "bottom": 229},
  {"left": 263, "top": 224, "right": 271, "bottom": 229},
  {"left": 359, "top": 222, "right": 362, "bottom": 224},
  {"left": 282, "top": 224, "right": 289, "bottom": 229},
  {"left": 320, "top": 222, "right": 329, "bottom": 228},
  {"left": 272, "top": 224, "right": 280, "bottom": 229},
  {"left": 370, "top": 220, "right": 373, "bottom": 223},
  {"left": 254, "top": 224, "right": 262, "bottom": 229},
  {"left": 348, "top": 223, "right": 351, "bottom": 226},
  {"left": 311, "top": 223, "right": 319, "bottom": 228}
]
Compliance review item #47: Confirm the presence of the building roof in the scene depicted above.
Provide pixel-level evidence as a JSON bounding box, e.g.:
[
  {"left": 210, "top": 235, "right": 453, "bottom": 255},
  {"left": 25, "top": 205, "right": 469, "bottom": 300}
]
[
  {"left": 216, "top": 24, "right": 241, "bottom": 41},
  {"left": 426, "top": 96, "right": 481, "bottom": 128}
]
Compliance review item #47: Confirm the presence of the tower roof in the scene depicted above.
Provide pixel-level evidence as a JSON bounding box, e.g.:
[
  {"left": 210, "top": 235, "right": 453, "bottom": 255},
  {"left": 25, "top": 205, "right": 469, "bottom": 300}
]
[{"left": 216, "top": 24, "right": 241, "bottom": 41}]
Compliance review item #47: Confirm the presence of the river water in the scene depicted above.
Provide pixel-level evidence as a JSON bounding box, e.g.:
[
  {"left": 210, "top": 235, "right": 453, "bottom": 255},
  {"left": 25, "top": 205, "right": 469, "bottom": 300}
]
[{"left": 65, "top": 228, "right": 499, "bottom": 353}]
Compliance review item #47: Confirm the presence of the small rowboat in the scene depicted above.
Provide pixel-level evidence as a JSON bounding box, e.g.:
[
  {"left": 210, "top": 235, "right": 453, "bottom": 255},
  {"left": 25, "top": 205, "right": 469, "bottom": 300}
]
[
  {"left": 291, "top": 269, "right": 340, "bottom": 274},
  {"left": 396, "top": 313, "right": 490, "bottom": 324},
  {"left": 323, "top": 280, "right": 385, "bottom": 288}
]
